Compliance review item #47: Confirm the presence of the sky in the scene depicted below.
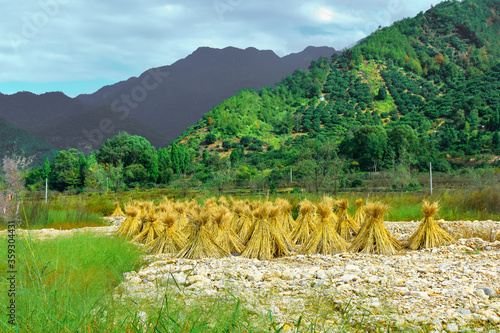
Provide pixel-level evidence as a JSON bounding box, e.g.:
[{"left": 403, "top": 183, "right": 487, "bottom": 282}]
[{"left": 0, "top": 0, "right": 437, "bottom": 97}]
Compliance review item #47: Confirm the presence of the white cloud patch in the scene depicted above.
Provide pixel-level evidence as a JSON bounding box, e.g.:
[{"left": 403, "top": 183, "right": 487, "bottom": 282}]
[{"left": 0, "top": 0, "right": 436, "bottom": 96}]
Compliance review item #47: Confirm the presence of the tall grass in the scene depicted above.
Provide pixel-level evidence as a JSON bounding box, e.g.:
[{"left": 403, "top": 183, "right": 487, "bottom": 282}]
[
  {"left": 19, "top": 199, "right": 104, "bottom": 229},
  {"left": 0, "top": 233, "right": 144, "bottom": 332}
]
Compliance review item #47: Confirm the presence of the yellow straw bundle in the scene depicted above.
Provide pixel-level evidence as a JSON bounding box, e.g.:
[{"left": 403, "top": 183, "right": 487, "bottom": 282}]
[
  {"left": 349, "top": 203, "right": 401, "bottom": 255},
  {"left": 335, "top": 199, "right": 359, "bottom": 241},
  {"left": 291, "top": 200, "right": 317, "bottom": 245},
  {"left": 177, "top": 208, "right": 229, "bottom": 259},
  {"left": 300, "top": 197, "right": 347, "bottom": 255},
  {"left": 111, "top": 202, "right": 126, "bottom": 217},
  {"left": 406, "top": 201, "right": 455, "bottom": 250},
  {"left": 150, "top": 210, "right": 186, "bottom": 254}
]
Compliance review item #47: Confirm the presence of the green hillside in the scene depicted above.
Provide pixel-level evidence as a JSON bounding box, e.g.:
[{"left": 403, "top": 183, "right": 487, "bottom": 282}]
[
  {"left": 173, "top": 0, "right": 499, "bottom": 179},
  {"left": 0, "top": 117, "right": 57, "bottom": 166}
]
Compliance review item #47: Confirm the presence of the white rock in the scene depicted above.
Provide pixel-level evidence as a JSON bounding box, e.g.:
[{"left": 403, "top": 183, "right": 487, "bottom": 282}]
[
  {"left": 130, "top": 277, "right": 142, "bottom": 285},
  {"left": 445, "top": 322, "right": 459, "bottom": 332},
  {"left": 339, "top": 274, "right": 358, "bottom": 283},
  {"left": 247, "top": 273, "right": 263, "bottom": 282},
  {"left": 368, "top": 276, "right": 380, "bottom": 283},
  {"left": 345, "top": 265, "right": 361, "bottom": 272},
  {"left": 315, "top": 271, "right": 328, "bottom": 280},
  {"left": 489, "top": 315, "right": 500, "bottom": 324}
]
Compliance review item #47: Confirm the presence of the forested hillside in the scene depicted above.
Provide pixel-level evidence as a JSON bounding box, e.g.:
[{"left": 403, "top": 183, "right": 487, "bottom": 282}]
[
  {"left": 176, "top": 0, "right": 500, "bottom": 173},
  {"left": 0, "top": 117, "right": 57, "bottom": 165}
]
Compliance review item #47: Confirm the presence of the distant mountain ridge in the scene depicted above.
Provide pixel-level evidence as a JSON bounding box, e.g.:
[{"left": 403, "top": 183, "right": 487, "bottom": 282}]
[
  {"left": 0, "top": 46, "right": 338, "bottom": 154},
  {"left": 75, "top": 46, "right": 339, "bottom": 143}
]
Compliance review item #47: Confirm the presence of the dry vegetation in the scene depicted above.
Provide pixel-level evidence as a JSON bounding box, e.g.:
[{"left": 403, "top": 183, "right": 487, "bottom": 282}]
[{"left": 113, "top": 196, "right": 460, "bottom": 258}]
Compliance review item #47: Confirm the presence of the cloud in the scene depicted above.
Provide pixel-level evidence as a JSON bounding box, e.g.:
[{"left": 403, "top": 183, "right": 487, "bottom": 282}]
[{"left": 0, "top": 0, "right": 436, "bottom": 97}]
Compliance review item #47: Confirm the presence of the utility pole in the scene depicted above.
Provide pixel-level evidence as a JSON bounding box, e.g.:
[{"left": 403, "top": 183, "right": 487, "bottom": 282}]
[
  {"left": 430, "top": 162, "right": 433, "bottom": 196},
  {"left": 290, "top": 168, "right": 293, "bottom": 183},
  {"left": 45, "top": 178, "right": 48, "bottom": 204},
  {"left": 106, "top": 177, "right": 109, "bottom": 192}
]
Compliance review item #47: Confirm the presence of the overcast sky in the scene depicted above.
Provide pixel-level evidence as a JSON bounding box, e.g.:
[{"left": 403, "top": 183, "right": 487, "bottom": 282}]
[{"left": 0, "top": 0, "right": 436, "bottom": 97}]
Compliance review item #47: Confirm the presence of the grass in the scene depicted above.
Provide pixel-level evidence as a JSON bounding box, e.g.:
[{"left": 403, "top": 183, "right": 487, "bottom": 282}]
[
  {"left": 18, "top": 199, "right": 105, "bottom": 230},
  {"left": 0, "top": 233, "right": 144, "bottom": 332}
]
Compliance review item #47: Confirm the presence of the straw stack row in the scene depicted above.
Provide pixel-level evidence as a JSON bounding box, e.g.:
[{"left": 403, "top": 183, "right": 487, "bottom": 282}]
[{"left": 112, "top": 198, "right": 455, "bottom": 260}]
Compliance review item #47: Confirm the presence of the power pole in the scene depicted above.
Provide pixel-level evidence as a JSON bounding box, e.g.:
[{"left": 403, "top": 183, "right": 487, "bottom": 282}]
[
  {"left": 290, "top": 168, "right": 293, "bottom": 183},
  {"left": 430, "top": 162, "right": 433, "bottom": 196}
]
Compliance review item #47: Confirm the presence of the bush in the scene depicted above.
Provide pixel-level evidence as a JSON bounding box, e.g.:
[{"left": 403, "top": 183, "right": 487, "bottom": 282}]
[
  {"left": 205, "top": 133, "right": 217, "bottom": 145},
  {"left": 240, "top": 136, "right": 253, "bottom": 147}
]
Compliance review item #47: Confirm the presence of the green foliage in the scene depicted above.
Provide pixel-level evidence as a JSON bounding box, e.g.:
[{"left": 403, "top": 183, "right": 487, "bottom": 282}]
[{"left": 205, "top": 133, "right": 217, "bottom": 145}]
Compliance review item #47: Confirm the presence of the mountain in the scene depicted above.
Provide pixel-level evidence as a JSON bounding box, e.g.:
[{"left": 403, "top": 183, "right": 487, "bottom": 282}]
[
  {"left": 0, "top": 116, "right": 57, "bottom": 165},
  {"left": 33, "top": 106, "right": 171, "bottom": 154},
  {"left": 0, "top": 46, "right": 338, "bottom": 152},
  {"left": 0, "top": 91, "right": 89, "bottom": 132},
  {"left": 172, "top": 0, "right": 500, "bottom": 181},
  {"left": 76, "top": 46, "right": 339, "bottom": 142}
]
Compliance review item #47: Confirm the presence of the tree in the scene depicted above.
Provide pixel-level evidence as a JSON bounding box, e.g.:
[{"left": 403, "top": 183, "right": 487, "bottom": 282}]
[
  {"left": 205, "top": 133, "right": 217, "bottom": 145},
  {"left": 97, "top": 132, "right": 159, "bottom": 185},
  {"left": 50, "top": 149, "right": 82, "bottom": 191},
  {"left": 240, "top": 136, "right": 253, "bottom": 147},
  {"left": 41, "top": 157, "right": 51, "bottom": 180},
  {"left": 222, "top": 140, "right": 232, "bottom": 151},
  {"left": 377, "top": 86, "right": 388, "bottom": 100}
]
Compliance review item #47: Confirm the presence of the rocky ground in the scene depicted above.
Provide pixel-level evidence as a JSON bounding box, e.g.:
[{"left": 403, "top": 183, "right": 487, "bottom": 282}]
[{"left": 4, "top": 219, "right": 500, "bottom": 332}]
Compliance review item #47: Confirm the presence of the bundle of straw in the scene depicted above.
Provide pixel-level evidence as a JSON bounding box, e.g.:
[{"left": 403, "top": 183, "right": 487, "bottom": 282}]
[
  {"left": 300, "top": 197, "right": 347, "bottom": 255},
  {"left": 233, "top": 203, "right": 254, "bottom": 243},
  {"left": 275, "top": 198, "right": 296, "bottom": 235},
  {"left": 116, "top": 205, "right": 139, "bottom": 237},
  {"left": 149, "top": 210, "right": 186, "bottom": 254},
  {"left": 132, "top": 211, "right": 164, "bottom": 245},
  {"left": 349, "top": 203, "right": 401, "bottom": 255},
  {"left": 125, "top": 203, "right": 146, "bottom": 239},
  {"left": 177, "top": 208, "right": 229, "bottom": 259},
  {"left": 352, "top": 199, "right": 365, "bottom": 230},
  {"left": 335, "top": 199, "right": 359, "bottom": 241},
  {"left": 111, "top": 202, "right": 126, "bottom": 217},
  {"left": 212, "top": 206, "right": 244, "bottom": 254},
  {"left": 241, "top": 202, "right": 291, "bottom": 260},
  {"left": 406, "top": 201, "right": 455, "bottom": 250},
  {"left": 291, "top": 200, "right": 317, "bottom": 245}
]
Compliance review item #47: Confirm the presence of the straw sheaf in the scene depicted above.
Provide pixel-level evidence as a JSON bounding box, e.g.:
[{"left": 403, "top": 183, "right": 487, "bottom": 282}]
[
  {"left": 212, "top": 207, "right": 244, "bottom": 254},
  {"left": 406, "top": 200, "right": 455, "bottom": 250},
  {"left": 115, "top": 205, "right": 139, "bottom": 237},
  {"left": 335, "top": 199, "right": 359, "bottom": 241},
  {"left": 349, "top": 202, "right": 401, "bottom": 255},
  {"left": 149, "top": 211, "right": 186, "bottom": 254},
  {"left": 353, "top": 199, "right": 366, "bottom": 229},
  {"left": 111, "top": 202, "right": 126, "bottom": 217},
  {"left": 176, "top": 208, "right": 229, "bottom": 259},
  {"left": 132, "top": 211, "right": 164, "bottom": 245},
  {"left": 291, "top": 200, "right": 317, "bottom": 245}
]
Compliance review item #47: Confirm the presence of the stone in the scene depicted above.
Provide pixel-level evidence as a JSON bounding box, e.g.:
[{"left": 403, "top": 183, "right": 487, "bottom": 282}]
[
  {"left": 368, "top": 276, "right": 380, "bottom": 283},
  {"left": 457, "top": 308, "right": 472, "bottom": 315},
  {"left": 488, "top": 315, "right": 500, "bottom": 324},
  {"left": 247, "top": 273, "right": 263, "bottom": 282},
  {"left": 339, "top": 274, "right": 358, "bottom": 283},
  {"left": 475, "top": 289, "right": 490, "bottom": 300},
  {"left": 130, "top": 277, "right": 142, "bottom": 285},
  {"left": 315, "top": 271, "right": 328, "bottom": 280},
  {"left": 445, "top": 322, "right": 459, "bottom": 332},
  {"left": 476, "top": 287, "right": 496, "bottom": 298}
]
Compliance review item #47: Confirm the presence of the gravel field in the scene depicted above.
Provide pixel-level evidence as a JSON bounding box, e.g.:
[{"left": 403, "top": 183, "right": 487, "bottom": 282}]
[{"left": 4, "top": 219, "right": 500, "bottom": 332}]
